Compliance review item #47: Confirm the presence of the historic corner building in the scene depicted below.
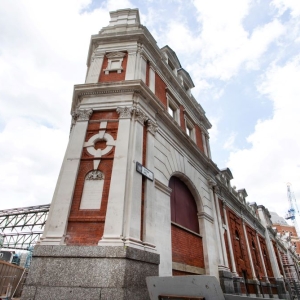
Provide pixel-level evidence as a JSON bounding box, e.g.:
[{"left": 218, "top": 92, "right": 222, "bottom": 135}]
[{"left": 22, "top": 8, "right": 298, "bottom": 300}]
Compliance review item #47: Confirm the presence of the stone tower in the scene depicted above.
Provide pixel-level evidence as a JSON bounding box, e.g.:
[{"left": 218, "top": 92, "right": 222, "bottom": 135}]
[{"left": 22, "top": 8, "right": 225, "bottom": 300}]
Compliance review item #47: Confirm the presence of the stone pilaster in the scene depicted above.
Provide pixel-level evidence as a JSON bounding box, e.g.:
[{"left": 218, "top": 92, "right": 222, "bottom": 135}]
[
  {"left": 197, "top": 182, "right": 219, "bottom": 280},
  {"left": 206, "top": 134, "right": 211, "bottom": 159},
  {"left": 149, "top": 63, "right": 155, "bottom": 93},
  {"left": 125, "top": 50, "right": 137, "bottom": 80},
  {"left": 39, "top": 109, "right": 92, "bottom": 245},
  {"left": 207, "top": 178, "right": 225, "bottom": 269},
  {"left": 213, "top": 186, "right": 229, "bottom": 269},
  {"left": 256, "top": 232, "right": 269, "bottom": 281},
  {"left": 99, "top": 106, "right": 134, "bottom": 246},
  {"left": 123, "top": 107, "right": 148, "bottom": 249},
  {"left": 222, "top": 200, "right": 238, "bottom": 276},
  {"left": 142, "top": 119, "right": 158, "bottom": 251},
  {"left": 201, "top": 128, "right": 208, "bottom": 156},
  {"left": 257, "top": 207, "right": 282, "bottom": 278},
  {"left": 85, "top": 51, "right": 105, "bottom": 83},
  {"left": 241, "top": 218, "right": 261, "bottom": 297}
]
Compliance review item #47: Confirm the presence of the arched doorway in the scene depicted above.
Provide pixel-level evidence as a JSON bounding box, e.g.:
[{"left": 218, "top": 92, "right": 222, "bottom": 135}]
[{"left": 169, "top": 176, "right": 205, "bottom": 275}]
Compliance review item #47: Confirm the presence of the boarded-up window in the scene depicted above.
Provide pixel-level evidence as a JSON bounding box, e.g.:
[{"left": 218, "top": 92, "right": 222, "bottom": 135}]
[
  {"left": 169, "top": 176, "right": 199, "bottom": 233},
  {"left": 80, "top": 170, "right": 104, "bottom": 209}
]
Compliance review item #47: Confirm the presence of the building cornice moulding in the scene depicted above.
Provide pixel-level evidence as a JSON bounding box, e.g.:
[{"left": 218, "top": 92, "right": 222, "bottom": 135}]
[
  {"left": 155, "top": 179, "right": 172, "bottom": 196},
  {"left": 86, "top": 28, "right": 211, "bottom": 130}
]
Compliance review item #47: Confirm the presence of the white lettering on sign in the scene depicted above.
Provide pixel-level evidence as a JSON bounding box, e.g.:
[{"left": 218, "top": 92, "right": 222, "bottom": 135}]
[{"left": 136, "top": 162, "right": 154, "bottom": 181}]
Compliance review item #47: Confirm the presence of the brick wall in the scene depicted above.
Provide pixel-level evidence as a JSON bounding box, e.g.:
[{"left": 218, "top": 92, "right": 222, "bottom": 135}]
[
  {"left": 272, "top": 241, "right": 284, "bottom": 275},
  {"left": 195, "top": 125, "right": 204, "bottom": 153},
  {"left": 155, "top": 73, "right": 167, "bottom": 107},
  {"left": 227, "top": 208, "right": 252, "bottom": 278},
  {"left": 179, "top": 105, "right": 185, "bottom": 131},
  {"left": 246, "top": 225, "right": 264, "bottom": 279},
  {"left": 98, "top": 52, "right": 128, "bottom": 82},
  {"left": 171, "top": 224, "right": 204, "bottom": 269},
  {"left": 65, "top": 111, "right": 119, "bottom": 245},
  {"left": 273, "top": 224, "right": 297, "bottom": 237},
  {"left": 172, "top": 270, "right": 195, "bottom": 276},
  {"left": 258, "top": 235, "right": 274, "bottom": 277},
  {"left": 224, "top": 231, "right": 233, "bottom": 271}
]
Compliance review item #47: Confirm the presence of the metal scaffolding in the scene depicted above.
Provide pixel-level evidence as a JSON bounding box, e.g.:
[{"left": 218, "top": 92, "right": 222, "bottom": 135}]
[{"left": 0, "top": 204, "right": 50, "bottom": 250}]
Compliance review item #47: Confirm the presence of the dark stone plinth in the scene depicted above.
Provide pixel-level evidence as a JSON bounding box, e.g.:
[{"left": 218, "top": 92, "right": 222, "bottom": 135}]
[
  {"left": 21, "top": 245, "right": 160, "bottom": 300},
  {"left": 275, "top": 279, "right": 289, "bottom": 299},
  {"left": 219, "top": 270, "right": 234, "bottom": 294}
]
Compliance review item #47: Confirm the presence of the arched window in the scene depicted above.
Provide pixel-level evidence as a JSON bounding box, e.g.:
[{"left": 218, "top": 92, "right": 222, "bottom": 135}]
[{"left": 169, "top": 176, "right": 199, "bottom": 233}]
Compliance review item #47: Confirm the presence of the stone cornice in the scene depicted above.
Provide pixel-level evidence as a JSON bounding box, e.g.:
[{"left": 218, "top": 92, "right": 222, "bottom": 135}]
[
  {"left": 198, "top": 211, "right": 214, "bottom": 224},
  {"left": 218, "top": 181, "right": 266, "bottom": 234},
  {"left": 71, "top": 80, "right": 219, "bottom": 176},
  {"left": 155, "top": 179, "right": 172, "bottom": 196},
  {"left": 71, "top": 80, "right": 165, "bottom": 113},
  {"left": 86, "top": 28, "right": 211, "bottom": 130}
]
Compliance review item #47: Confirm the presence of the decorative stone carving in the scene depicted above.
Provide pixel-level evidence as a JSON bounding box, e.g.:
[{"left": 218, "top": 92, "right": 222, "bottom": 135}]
[
  {"left": 116, "top": 106, "right": 134, "bottom": 119},
  {"left": 134, "top": 108, "right": 148, "bottom": 124},
  {"left": 86, "top": 170, "right": 104, "bottom": 180},
  {"left": 213, "top": 185, "right": 220, "bottom": 195},
  {"left": 72, "top": 109, "right": 93, "bottom": 122},
  {"left": 207, "top": 177, "right": 217, "bottom": 189},
  {"left": 83, "top": 121, "right": 116, "bottom": 170},
  {"left": 147, "top": 119, "right": 158, "bottom": 135},
  {"left": 103, "top": 52, "right": 126, "bottom": 74}
]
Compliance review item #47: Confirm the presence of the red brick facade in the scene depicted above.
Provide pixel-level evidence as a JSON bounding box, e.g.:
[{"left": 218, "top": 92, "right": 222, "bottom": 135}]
[
  {"left": 195, "top": 125, "right": 204, "bottom": 153},
  {"left": 65, "top": 111, "right": 118, "bottom": 245},
  {"left": 155, "top": 73, "right": 167, "bottom": 107},
  {"left": 227, "top": 209, "right": 251, "bottom": 277},
  {"left": 171, "top": 224, "right": 204, "bottom": 270},
  {"left": 98, "top": 52, "right": 128, "bottom": 82}
]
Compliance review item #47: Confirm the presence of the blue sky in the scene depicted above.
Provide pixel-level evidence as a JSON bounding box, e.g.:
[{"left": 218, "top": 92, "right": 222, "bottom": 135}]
[{"left": 0, "top": 0, "right": 300, "bottom": 222}]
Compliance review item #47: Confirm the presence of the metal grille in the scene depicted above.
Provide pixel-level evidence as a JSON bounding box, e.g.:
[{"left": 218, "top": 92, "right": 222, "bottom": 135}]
[{"left": 0, "top": 204, "right": 50, "bottom": 250}]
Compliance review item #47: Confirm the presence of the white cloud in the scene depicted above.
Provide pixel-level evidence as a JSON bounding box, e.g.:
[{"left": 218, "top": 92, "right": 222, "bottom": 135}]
[
  {"left": 271, "top": 0, "right": 300, "bottom": 18},
  {"left": 0, "top": 0, "right": 135, "bottom": 210},
  {"left": 227, "top": 56, "right": 300, "bottom": 216},
  {"left": 223, "top": 132, "right": 237, "bottom": 151},
  {"left": 0, "top": 118, "right": 68, "bottom": 209}
]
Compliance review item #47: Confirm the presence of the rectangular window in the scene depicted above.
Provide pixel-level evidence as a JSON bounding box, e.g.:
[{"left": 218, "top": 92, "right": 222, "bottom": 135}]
[
  {"left": 185, "top": 116, "right": 195, "bottom": 141},
  {"left": 167, "top": 93, "right": 180, "bottom": 125}
]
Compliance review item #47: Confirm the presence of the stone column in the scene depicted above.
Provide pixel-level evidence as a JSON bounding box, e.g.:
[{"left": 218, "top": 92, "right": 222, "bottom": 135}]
[
  {"left": 154, "top": 180, "right": 173, "bottom": 276},
  {"left": 222, "top": 200, "right": 238, "bottom": 276},
  {"left": 140, "top": 53, "right": 147, "bottom": 83},
  {"left": 214, "top": 187, "right": 229, "bottom": 268},
  {"left": 125, "top": 50, "right": 137, "bottom": 80},
  {"left": 198, "top": 209, "right": 219, "bottom": 279},
  {"left": 123, "top": 107, "right": 148, "bottom": 249},
  {"left": 242, "top": 218, "right": 258, "bottom": 281},
  {"left": 201, "top": 128, "right": 208, "bottom": 156},
  {"left": 206, "top": 134, "right": 212, "bottom": 159},
  {"left": 149, "top": 63, "right": 155, "bottom": 93},
  {"left": 85, "top": 52, "right": 105, "bottom": 83},
  {"left": 143, "top": 119, "right": 158, "bottom": 251},
  {"left": 214, "top": 189, "right": 234, "bottom": 295},
  {"left": 99, "top": 106, "right": 133, "bottom": 246},
  {"left": 257, "top": 207, "right": 282, "bottom": 278},
  {"left": 256, "top": 232, "right": 269, "bottom": 282},
  {"left": 40, "top": 109, "right": 92, "bottom": 245},
  {"left": 208, "top": 179, "right": 224, "bottom": 267}
]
